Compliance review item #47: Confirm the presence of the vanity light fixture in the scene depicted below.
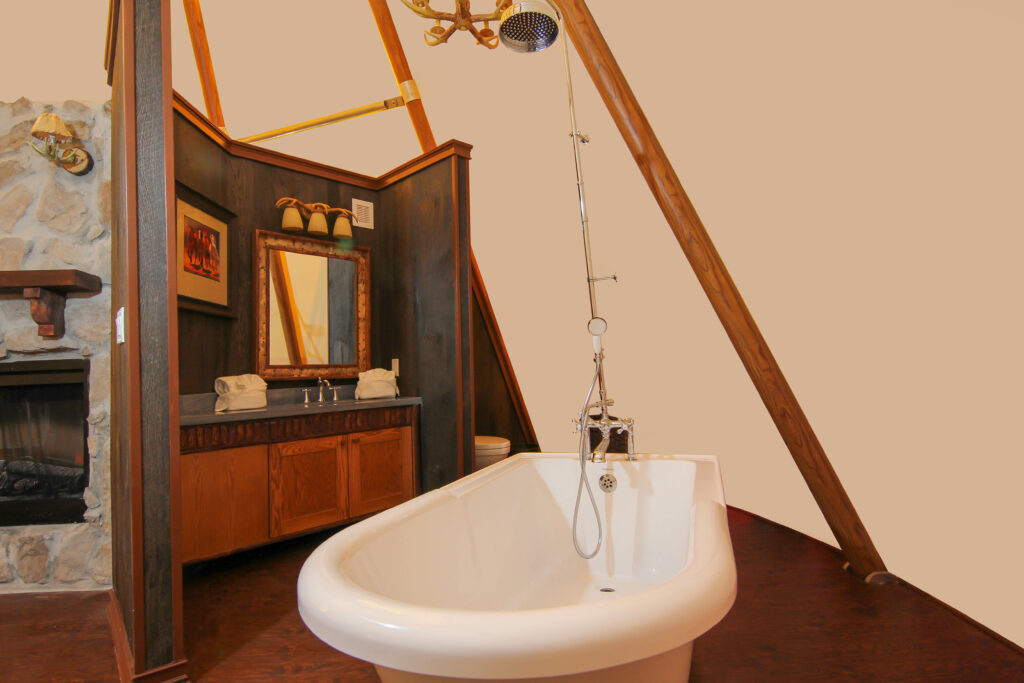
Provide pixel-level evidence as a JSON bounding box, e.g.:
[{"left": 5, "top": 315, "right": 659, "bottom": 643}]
[
  {"left": 275, "top": 197, "right": 356, "bottom": 238},
  {"left": 28, "top": 113, "right": 94, "bottom": 176}
]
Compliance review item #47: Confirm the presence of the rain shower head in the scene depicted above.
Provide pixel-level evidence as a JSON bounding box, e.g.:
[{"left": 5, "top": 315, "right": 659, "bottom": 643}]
[{"left": 499, "top": 1, "right": 559, "bottom": 53}]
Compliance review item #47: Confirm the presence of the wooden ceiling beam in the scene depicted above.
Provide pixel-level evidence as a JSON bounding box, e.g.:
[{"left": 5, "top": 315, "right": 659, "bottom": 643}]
[{"left": 182, "top": 0, "right": 226, "bottom": 129}]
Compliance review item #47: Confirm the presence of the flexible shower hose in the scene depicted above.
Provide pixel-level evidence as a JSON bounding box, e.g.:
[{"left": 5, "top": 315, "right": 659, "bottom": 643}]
[{"left": 572, "top": 355, "right": 604, "bottom": 559}]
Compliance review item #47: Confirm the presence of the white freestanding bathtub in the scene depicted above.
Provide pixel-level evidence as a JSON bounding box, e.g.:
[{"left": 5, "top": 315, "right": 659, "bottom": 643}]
[{"left": 298, "top": 453, "right": 737, "bottom": 682}]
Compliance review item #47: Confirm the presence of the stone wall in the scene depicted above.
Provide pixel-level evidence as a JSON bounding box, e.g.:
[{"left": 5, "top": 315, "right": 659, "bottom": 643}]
[{"left": 0, "top": 98, "right": 112, "bottom": 589}]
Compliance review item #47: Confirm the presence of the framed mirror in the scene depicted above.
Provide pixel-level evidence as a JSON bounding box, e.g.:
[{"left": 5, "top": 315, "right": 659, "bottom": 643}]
[{"left": 254, "top": 230, "right": 370, "bottom": 380}]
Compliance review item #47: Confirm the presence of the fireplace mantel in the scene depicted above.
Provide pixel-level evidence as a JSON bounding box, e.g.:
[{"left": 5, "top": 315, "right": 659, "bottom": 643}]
[{"left": 0, "top": 269, "right": 102, "bottom": 340}]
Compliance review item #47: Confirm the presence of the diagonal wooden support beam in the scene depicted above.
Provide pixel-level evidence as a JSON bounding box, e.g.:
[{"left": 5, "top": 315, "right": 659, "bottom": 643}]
[
  {"left": 182, "top": 0, "right": 225, "bottom": 128},
  {"left": 368, "top": 0, "right": 437, "bottom": 151},
  {"left": 558, "top": 0, "right": 887, "bottom": 580}
]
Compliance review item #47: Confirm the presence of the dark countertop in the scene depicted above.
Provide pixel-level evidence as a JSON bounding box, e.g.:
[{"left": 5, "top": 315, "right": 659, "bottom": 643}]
[{"left": 180, "top": 388, "right": 421, "bottom": 426}]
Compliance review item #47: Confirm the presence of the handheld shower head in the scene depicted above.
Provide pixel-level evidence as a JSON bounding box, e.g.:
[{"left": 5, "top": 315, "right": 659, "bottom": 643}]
[{"left": 499, "top": 1, "right": 559, "bottom": 53}]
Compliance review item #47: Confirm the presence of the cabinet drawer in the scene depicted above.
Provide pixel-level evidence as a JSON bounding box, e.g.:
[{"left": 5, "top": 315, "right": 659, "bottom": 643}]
[
  {"left": 349, "top": 426, "right": 414, "bottom": 518},
  {"left": 269, "top": 436, "right": 347, "bottom": 537},
  {"left": 181, "top": 445, "right": 269, "bottom": 562}
]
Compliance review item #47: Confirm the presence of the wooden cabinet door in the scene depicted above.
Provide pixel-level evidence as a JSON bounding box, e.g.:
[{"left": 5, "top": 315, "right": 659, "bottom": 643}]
[
  {"left": 181, "top": 445, "right": 269, "bottom": 563},
  {"left": 269, "top": 436, "right": 347, "bottom": 538},
  {"left": 348, "top": 426, "right": 414, "bottom": 518}
]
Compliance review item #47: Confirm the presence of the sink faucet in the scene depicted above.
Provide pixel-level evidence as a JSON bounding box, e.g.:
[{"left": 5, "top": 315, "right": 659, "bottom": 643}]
[{"left": 317, "top": 377, "right": 331, "bottom": 403}]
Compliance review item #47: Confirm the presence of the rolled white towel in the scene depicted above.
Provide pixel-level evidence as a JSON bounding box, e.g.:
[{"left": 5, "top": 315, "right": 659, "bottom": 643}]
[
  {"left": 215, "top": 374, "right": 267, "bottom": 395},
  {"left": 355, "top": 368, "right": 398, "bottom": 400},
  {"left": 214, "top": 374, "right": 268, "bottom": 412}
]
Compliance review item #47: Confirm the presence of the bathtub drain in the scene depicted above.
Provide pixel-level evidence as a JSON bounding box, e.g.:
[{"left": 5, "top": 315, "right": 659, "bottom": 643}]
[{"left": 599, "top": 587, "right": 615, "bottom": 593}]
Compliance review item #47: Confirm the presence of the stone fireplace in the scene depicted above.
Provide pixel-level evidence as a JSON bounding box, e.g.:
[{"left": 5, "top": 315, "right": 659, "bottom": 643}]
[{"left": 0, "top": 98, "right": 111, "bottom": 588}]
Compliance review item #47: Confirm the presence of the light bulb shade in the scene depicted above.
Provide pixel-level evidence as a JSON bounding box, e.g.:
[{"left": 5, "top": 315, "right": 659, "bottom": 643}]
[
  {"left": 333, "top": 214, "right": 353, "bottom": 238},
  {"left": 30, "top": 113, "right": 74, "bottom": 142},
  {"left": 499, "top": 1, "right": 559, "bottom": 53},
  {"left": 281, "top": 206, "right": 304, "bottom": 231},
  {"left": 307, "top": 211, "right": 329, "bottom": 235}
]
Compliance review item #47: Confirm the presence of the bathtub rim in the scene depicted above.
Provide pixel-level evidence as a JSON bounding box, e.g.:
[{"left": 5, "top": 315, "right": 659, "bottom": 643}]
[{"left": 297, "top": 452, "right": 737, "bottom": 679}]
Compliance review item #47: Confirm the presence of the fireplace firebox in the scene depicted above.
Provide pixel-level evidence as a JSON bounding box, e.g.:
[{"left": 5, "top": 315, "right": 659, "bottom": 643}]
[{"left": 0, "top": 359, "right": 90, "bottom": 526}]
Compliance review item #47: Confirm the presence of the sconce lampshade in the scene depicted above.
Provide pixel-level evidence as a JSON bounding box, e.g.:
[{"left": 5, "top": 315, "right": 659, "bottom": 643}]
[
  {"left": 30, "top": 113, "right": 74, "bottom": 143},
  {"left": 333, "top": 214, "right": 353, "bottom": 238},
  {"left": 281, "top": 206, "right": 304, "bottom": 231},
  {"left": 307, "top": 211, "right": 329, "bottom": 235}
]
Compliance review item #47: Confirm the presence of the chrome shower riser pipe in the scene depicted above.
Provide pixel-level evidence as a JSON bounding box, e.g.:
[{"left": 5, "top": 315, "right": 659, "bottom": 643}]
[{"left": 555, "top": 6, "right": 610, "bottom": 419}]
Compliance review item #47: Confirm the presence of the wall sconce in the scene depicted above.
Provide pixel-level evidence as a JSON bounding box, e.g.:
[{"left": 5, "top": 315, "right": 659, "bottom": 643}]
[
  {"left": 275, "top": 197, "right": 355, "bottom": 239},
  {"left": 28, "top": 113, "right": 94, "bottom": 176}
]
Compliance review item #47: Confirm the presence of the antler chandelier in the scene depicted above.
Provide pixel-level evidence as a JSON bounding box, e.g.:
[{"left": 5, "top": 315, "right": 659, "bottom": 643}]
[{"left": 400, "top": 0, "right": 513, "bottom": 48}]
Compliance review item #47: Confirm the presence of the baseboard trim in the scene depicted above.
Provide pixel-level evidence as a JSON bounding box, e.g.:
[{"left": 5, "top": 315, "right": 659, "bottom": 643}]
[{"left": 106, "top": 590, "right": 135, "bottom": 683}]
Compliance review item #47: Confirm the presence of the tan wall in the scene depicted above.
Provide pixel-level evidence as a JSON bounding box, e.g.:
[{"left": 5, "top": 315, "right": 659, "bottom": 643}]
[{"left": 5, "top": 0, "right": 1020, "bottom": 645}]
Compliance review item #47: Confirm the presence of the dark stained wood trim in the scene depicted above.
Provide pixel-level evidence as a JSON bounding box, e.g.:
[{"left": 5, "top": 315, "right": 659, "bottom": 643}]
[
  {"left": 181, "top": 0, "right": 225, "bottom": 128},
  {"left": 172, "top": 91, "right": 471, "bottom": 192},
  {"left": 378, "top": 139, "right": 473, "bottom": 186},
  {"left": 107, "top": 590, "right": 134, "bottom": 683},
  {"left": 368, "top": 0, "right": 437, "bottom": 152},
  {"left": 559, "top": 0, "right": 885, "bottom": 579},
  {"left": 180, "top": 405, "right": 418, "bottom": 453},
  {"left": 470, "top": 251, "right": 539, "bottom": 448},
  {"left": 452, "top": 157, "right": 465, "bottom": 478},
  {"left": 462, "top": 159, "right": 475, "bottom": 476}
]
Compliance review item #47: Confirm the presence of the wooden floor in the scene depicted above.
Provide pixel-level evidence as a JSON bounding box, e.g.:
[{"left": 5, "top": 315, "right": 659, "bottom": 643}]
[
  {"left": 0, "top": 590, "right": 120, "bottom": 683},
  {"left": 5, "top": 507, "right": 1023, "bottom": 681}
]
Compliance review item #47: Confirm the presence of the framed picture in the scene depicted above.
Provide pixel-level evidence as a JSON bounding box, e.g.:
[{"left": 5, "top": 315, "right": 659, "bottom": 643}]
[{"left": 176, "top": 198, "right": 229, "bottom": 308}]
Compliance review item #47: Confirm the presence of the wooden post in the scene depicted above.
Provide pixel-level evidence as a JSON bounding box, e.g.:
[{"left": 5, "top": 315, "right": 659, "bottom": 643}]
[
  {"left": 558, "top": 0, "right": 887, "bottom": 580},
  {"left": 368, "top": 0, "right": 437, "bottom": 152}
]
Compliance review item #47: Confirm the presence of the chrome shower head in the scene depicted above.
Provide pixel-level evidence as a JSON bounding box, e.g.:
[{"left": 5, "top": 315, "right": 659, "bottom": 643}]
[{"left": 499, "top": 1, "right": 559, "bottom": 53}]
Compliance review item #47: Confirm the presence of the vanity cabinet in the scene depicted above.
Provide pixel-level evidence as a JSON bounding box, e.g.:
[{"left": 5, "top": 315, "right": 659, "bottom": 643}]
[
  {"left": 181, "top": 445, "right": 270, "bottom": 563},
  {"left": 270, "top": 436, "right": 348, "bottom": 538},
  {"left": 179, "top": 404, "right": 418, "bottom": 563},
  {"left": 349, "top": 427, "right": 414, "bottom": 518}
]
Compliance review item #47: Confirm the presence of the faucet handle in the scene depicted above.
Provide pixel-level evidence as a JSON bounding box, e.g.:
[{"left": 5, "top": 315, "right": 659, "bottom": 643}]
[
  {"left": 331, "top": 386, "right": 340, "bottom": 402},
  {"left": 301, "top": 388, "right": 312, "bottom": 405}
]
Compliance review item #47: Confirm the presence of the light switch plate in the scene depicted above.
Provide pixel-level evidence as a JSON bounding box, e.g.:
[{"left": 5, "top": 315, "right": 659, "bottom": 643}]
[{"left": 115, "top": 307, "right": 125, "bottom": 344}]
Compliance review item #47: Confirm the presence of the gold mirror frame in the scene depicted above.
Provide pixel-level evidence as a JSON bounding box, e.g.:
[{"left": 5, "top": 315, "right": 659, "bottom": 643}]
[{"left": 254, "top": 230, "right": 370, "bottom": 380}]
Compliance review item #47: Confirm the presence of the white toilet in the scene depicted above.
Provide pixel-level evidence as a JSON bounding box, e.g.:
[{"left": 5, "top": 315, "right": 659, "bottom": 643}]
[{"left": 473, "top": 435, "right": 511, "bottom": 471}]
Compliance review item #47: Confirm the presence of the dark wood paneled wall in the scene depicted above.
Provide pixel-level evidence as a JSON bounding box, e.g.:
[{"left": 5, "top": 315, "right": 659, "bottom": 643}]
[
  {"left": 377, "top": 160, "right": 470, "bottom": 490},
  {"left": 471, "top": 294, "right": 535, "bottom": 453},
  {"left": 174, "top": 116, "right": 381, "bottom": 395},
  {"left": 174, "top": 112, "right": 472, "bottom": 493}
]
